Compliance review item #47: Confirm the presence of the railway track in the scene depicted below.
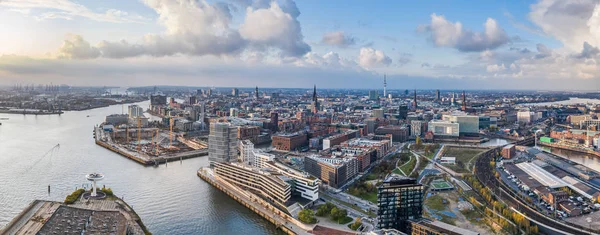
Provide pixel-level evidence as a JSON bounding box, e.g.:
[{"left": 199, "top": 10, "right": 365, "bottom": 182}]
[{"left": 474, "top": 138, "right": 596, "bottom": 235}]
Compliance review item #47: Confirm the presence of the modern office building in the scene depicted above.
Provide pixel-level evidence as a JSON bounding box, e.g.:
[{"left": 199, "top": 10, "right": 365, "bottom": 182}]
[
  {"left": 517, "top": 111, "right": 536, "bottom": 124},
  {"left": 377, "top": 175, "right": 424, "bottom": 233},
  {"left": 478, "top": 116, "right": 498, "bottom": 129},
  {"left": 254, "top": 151, "right": 275, "bottom": 168},
  {"left": 375, "top": 125, "right": 409, "bottom": 142},
  {"left": 428, "top": 120, "right": 459, "bottom": 137},
  {"left": 239, "top": 139, "right": 255, "bottom": 166},
  {"left": 212, "top": 160, "right": 320, "bottom": 213},
  {"left": 213, "top": 162, "right": 292, "bottom": 210},
  {"left": 267, "top": 161, "right": 320, "bottom": 202},
  {"left": 369, "top": 90, "right": 379, "bottom": 100},
  {"left": 127, "top": 105, "right": 144, "bottom": 119},
  {"left": 270, "top": 112, "right": 279, "bottom": 132},
  {"left": 304, "top": 155, "right": 357, "bottom": 188},
  {"left": 208, "top": 122, "right": 239, "bottom": 165},
  {"left": 442, "top": 114, "right": 479, "bottom": 136},
  {"left": 232, "top": 88, "right": 239, "bottom": 97}
]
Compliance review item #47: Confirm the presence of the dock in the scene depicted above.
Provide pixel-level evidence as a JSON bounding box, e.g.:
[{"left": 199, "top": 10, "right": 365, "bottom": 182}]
[{"left": 197, "top": 168, "right": 314, "bottom": 235}]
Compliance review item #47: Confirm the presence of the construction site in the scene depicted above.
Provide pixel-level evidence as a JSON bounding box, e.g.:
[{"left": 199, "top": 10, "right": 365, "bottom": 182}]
[{"left": 94, "top": 117, "right": 208, "bottom": 165}]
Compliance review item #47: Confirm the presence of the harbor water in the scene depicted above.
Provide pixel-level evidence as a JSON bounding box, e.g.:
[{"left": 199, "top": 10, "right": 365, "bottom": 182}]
[{"left": 0, "top": 101, "right": 284, "bottom": 235}]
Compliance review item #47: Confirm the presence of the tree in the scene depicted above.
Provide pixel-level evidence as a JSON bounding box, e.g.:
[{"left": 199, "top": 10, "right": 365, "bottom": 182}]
[
  {"left": 298, "top": 209, "right": 317, "bottom": 224},
  {"left": 331, "top": 208, "right": 348, "bottom": 223},
  {"left": 350, "top": 218, "right": 362, "bottom": 230},
  {"left": 415, "top": 136, "right": 423, "bottom": 148},
  {"left": 316, "top": 205, "right": 329, "bottom": 216}
]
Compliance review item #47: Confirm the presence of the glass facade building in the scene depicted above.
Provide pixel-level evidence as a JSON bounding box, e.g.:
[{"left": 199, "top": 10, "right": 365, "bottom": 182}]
[{"left": 377, "top": 176, "right": 424, "bottom": 233}]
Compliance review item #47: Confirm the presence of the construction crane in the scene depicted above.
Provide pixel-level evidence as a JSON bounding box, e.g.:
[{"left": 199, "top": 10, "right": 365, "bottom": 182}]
[
  {"left": 155, "top": 129, "right": 160, "bottom": 156},
  {"left": 137, "top": 117, "right": 142, "bottom": 152},
  {"left": 169, "top": 117, "right": 174, "bottom": 148}
]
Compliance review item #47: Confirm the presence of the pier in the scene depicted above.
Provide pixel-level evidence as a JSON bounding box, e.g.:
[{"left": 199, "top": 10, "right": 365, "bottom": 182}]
[{"left": 197, "top": 168, "right": 314, "bottom": 235}]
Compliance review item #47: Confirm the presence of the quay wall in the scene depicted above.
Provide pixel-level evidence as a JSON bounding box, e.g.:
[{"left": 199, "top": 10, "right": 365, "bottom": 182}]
[
  {"left": 197, "top": 171, "right": 297, "bottom": 235},
  {"left": 538, "top": 142, "right": 600, "bottom": 158}
]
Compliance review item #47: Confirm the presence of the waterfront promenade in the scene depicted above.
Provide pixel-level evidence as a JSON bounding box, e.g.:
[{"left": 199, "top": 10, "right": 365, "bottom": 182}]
[{"left": 198, "top": 168, "right": 315, "bottom": 235}]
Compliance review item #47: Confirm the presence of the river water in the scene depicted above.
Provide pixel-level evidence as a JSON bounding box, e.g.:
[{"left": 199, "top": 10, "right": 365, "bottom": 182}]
[{"left": 0, "top": 101, "right": 283, "bottom": 235}]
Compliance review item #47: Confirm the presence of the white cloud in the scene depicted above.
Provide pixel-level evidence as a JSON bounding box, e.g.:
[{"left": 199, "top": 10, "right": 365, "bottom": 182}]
[
  {"left": 55, "top": 0, "right": 310, "bottom": 59},
  {"left": 239, "top": 1, "right": 310, "bottom": 56},
  {"left": 529, "top": 0, "right": 600, "bottom": 52},
  {"left": 56, "top": 35, "right": 100, "bottom": 59},
  {"left": 358, "top": 47, "right": 392, "bottom": 68},
  {"left": 486, "top": 63, "right": 506, "bottom": 72},
  {"left": 322, "top": 31, "right": 356, "bottom": 47},
  {"left": 420, "top": 13, "right": 510, "bottom": 52},
  {"left": 0, "top": 0, "right": 148, "bottom": 23}
]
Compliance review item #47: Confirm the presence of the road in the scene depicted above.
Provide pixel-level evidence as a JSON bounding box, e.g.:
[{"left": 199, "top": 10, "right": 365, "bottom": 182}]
[{"left": 474, "top": 137, "right": 597, "bottom": 235}]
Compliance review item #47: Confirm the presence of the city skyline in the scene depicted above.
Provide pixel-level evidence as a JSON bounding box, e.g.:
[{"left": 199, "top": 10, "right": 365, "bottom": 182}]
[{"left": 0, "top": 0, "right": 599, "bottom": 90}]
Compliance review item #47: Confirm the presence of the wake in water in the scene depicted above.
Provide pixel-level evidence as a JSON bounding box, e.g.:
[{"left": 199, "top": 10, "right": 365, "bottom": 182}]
[{"left": 22, "top": 144, "right": 60, "bottom": 173}]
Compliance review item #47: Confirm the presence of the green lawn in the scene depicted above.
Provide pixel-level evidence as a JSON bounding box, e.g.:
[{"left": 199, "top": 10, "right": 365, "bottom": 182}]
[
  {"left": 392, "top": 168, "right": 405, "bottom": 175},
  {"left": 425, "top": 195, "right": 447, "bottom": 211},
  {"left": 365, "top": 173, "right": 378, "bottom": 181},
  {"left": 399, "top": 155, "right": 416, "bottom": 175},
  {"left": 441, "top": 147, "right": 486, "bottom": 173},
  {"left": 336, "top": 216, "right": 353, "bottom": 224},
  {"left": 347, "top": 188, "right": 378, "bottom": 204}
]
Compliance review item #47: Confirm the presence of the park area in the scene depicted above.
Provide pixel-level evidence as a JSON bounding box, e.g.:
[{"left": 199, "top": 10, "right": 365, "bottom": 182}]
[
  {"left": 424, "top": 190, "right": 501, "bottom": 235},
  {"left": 440, "top": 146, "right": 487, "bottom": 173}
]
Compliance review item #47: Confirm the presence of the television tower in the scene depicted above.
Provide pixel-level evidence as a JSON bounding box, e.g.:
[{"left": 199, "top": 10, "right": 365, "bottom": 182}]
[{"left": 383, "top": 74, "right": 387, "bottom": 98}]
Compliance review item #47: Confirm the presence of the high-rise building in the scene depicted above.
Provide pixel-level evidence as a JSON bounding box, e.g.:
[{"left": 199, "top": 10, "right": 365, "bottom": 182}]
[
  {"left": 127, "top": 105, "right": 144, "bottom": 119},
  {"left": 270, "top": 112, "right": 279, "bottom": 132},
  {"left": 208, "top": 122, "right": 239, "bottom": 165},
  {"left": 369, "top": 90, "right": 379, "bottom": 100},
  {"left": 232, "top": 88, "right": 239, "bottom": 97},
  {"left": 377, "top": 175, "right": 424, "bottom": 233},
  {"left": 398, "top": 105, "right": 408, "bottom": 120},
  {"left": 188, "top": 96, "right": 197, "bottom": 105},
  {"left": 436, "top": 89, "right": 440, "bottom": 101},
  {"left": 255, "top": 86, "right": 259, "bottom": 100}
]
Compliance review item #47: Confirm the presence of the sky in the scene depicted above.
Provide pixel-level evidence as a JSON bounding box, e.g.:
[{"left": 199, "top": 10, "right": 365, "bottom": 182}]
[{"left": 0, "top": 0, "right": 599, "bottom": 90}]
